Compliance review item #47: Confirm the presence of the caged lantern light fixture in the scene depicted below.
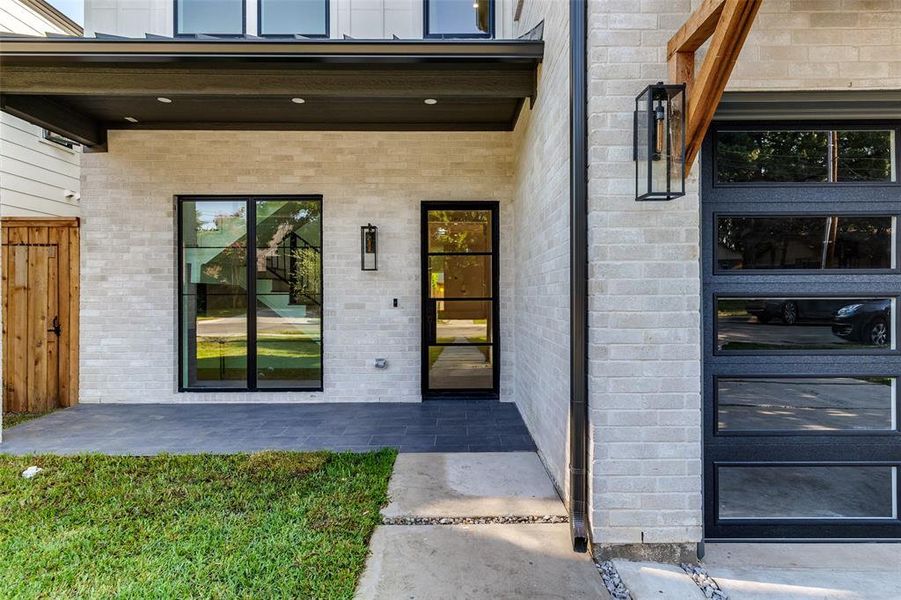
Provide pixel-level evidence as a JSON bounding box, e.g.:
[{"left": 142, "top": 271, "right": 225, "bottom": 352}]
[
  {"left": 634, "top": 82, "right": 686, "bottom": 201},
  {"left": 361, "top": 223, "right": 378, "bottom": 271}
]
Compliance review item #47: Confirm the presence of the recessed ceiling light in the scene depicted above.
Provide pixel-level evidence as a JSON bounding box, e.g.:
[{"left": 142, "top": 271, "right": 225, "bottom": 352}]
[
  {"left": 424, "top": 98, "right": 438, "bottom": 105},
  {"left": 157, "top": 97, "right": 172, "bottom": 103},
  {"left": 124, "top": 116, "right": 138, "bottom": 123},
  {"left": 291, "top": 97, "right": 306, "bottom": 104}
]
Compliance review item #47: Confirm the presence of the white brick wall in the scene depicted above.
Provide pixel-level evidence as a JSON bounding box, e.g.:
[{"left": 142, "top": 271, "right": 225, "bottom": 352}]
[
  {"left": 510, "top": 0, "right": 571, "bottom": 493},
  {"left": 79, "top": 130, "right": 514, "bottom": 404},
  {"left": 587, "top": 0, "right": 901, "bottom": 550},
  {"left": 730, "top": 0, "right": 901, "bottom": 90}
]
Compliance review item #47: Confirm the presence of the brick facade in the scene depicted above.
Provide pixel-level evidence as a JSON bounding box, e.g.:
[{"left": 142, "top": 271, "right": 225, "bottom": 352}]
[
  {"left": 510, "top": 0, "right": 572, "bottom": 494},
  {"left": 586, "top": 0, "right": 901, "bottom": 554},
  {"left": 79, "top": 131, "right": 514, "bottom": 403}
]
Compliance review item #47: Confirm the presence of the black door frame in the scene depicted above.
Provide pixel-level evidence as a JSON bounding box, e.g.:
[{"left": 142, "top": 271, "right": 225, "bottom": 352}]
[
  {"left": 701, "top": 121, "right": 901, "bottom": 540},
  {"left": 420, "top": 200, "right": 500, "bottom": 399}
]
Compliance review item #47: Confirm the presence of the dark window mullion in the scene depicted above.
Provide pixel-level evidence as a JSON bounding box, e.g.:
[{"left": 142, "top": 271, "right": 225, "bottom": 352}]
[{"left": 247, "top": 198, "right": 258, "bottom": 391}]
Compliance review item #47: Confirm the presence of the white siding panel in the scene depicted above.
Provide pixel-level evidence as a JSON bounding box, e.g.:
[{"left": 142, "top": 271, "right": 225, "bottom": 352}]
[
  {"left": 0, "top": 0, "right": 82, "bottom": 218},
  {"left": 1, "top": 171, "right": 77, "bottom": 205},
  {"left": 1, "top": 155, "right": 80, "bottom": 191},
  {"left": 0, "top": 189, "right": 80, "bottom": 217},
  {"left": 0, "top": 0, "right": 68, "bottom": 35}
]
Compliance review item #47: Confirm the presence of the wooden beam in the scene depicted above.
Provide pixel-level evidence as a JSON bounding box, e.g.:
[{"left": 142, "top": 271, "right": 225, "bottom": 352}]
[
  {"left": 667, "top": 0, "right": 761, "bottom": 171},
  {"left": 0, "top": 94, "right": 106, "bottom": 148},
  {"left": 685, "top": 0, "right": 761, "bottom": 167},
  {"left": 667, "top": 0, "right": 726, "bottom": 57}
]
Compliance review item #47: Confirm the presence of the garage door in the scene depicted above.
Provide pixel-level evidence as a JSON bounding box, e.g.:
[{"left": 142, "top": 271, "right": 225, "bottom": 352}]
[{"left": 702, "top": 121, "right": 901, "bottom": 539}]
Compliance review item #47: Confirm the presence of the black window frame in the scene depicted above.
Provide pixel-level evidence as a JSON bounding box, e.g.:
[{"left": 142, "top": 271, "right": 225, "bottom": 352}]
[
  {"left": 702, "top": 120, "right": 901, "bottom": 541},
  {"left": 176, "top": 194, "right": 324, "bottom": 393},
  {"left": 257, "top": 0, "right": 330, "bottom": 38},
  {"left": 423, "top": 0, "right": 495, "bottom": 39},
  {"left": 174, "top": 0, "right": 247, "bottom": 37}
]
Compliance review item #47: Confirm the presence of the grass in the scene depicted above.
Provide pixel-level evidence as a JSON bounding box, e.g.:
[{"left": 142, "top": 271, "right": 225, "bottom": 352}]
[
  {"left": 0, "top": 450, "right": 396, "bottom": 599},
  {"left": 3, "top": 410, "right": 57, "bottom": 429}
]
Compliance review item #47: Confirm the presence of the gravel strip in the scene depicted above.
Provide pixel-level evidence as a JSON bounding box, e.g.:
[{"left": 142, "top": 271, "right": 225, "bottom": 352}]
[
  {"left": 594, "top": 559, "right": 633, "bottom": 600},
  {"left": 681, "top": 563, "right": 728, "bottom": 600},
  {"left": 381, "top": 515, "right": 568, "bottom": 525}
]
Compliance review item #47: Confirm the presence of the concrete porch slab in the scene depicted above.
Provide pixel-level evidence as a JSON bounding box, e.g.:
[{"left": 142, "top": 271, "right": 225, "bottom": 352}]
[
  {"left": 355, "top": 523, "right": 608, "bottom": 600},
  {"left": 702, "top": 543, "right": 901, "bottom": 600},
  {"left": 611, "top": 560, "right": 704, "bottom": 599},
  {"left": 381, "top": 452, "right": 565, "bottom": 518}
]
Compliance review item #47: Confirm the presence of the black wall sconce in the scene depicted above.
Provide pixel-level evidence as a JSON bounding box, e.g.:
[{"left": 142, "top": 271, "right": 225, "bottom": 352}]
[
  {"left": 634, "top": 82, "right": 686, "bottom": 201},
  {"left": 361, "top": 223, "right": 378, "bottom": 271}
]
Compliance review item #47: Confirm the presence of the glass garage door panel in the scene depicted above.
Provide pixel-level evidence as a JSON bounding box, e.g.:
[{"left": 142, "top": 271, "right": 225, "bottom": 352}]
[
  {"left": 715, "top": 129, "right": 895, "bottom": 183},
  {"left": 716, "top": 297, "right": 894, "bottom": 352},
  {"left": 718, "top": 466, "right": 897, "bottom": 520},
  {"left": 717, "top": 377, "right": 897, "bottom": 432},
  {"left": 715, "top": 216, "right": 895, "bottom": 271}
]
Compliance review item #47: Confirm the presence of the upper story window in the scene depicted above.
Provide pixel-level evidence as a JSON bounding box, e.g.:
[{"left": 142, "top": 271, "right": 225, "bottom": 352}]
[
  {"left": 259, "top": 0, "right": 328, "bottom": 37},
  {"left": 42, "top": 129, "right": 80, "bottom": 150},
  {"left": 425, "top": 0, "right": 493, "bottom": 39},
  {"left": 716, "top": 129, "right": 897, "bottom": 184},
  {"left": 176, "top": 0, "right": 244, "bottom": 36}
]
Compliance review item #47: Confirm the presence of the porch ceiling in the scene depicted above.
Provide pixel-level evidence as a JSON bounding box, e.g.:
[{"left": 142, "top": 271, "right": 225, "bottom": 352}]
[{"left": 0, "top": 37, "right": 544, "bottom": 150}]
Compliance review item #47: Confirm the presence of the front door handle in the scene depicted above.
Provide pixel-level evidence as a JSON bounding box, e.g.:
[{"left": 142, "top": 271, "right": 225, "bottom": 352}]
[{"left": 48, "top": 316, "right": 62, "bottom": 337}]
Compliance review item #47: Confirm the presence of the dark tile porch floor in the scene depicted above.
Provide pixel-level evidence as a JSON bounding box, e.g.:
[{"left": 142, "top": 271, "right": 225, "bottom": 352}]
[{"left": 0, "top": 402, "right": 537, "bottom": 455}]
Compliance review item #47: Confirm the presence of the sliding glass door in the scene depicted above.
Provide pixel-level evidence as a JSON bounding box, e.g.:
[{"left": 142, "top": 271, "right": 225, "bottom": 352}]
[{"left": 179, "top": 196, "right": 323, "bottom": 391}]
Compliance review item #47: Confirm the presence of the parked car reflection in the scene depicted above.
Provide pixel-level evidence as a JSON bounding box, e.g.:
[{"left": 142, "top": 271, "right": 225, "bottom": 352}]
[
  {"left": 832, "top": 299, "right": 891, "bottom": 346},
  {"left": 717, "top": 298, "right": 893, "bottom": 351},
  {"left": 745, "top": 298, "right": 847, "bottom": 325}
]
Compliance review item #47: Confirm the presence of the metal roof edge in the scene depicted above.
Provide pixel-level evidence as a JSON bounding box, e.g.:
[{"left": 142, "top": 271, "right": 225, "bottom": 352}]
[{"left": 0, "top": 36, "right": 544, "bottom": 62}]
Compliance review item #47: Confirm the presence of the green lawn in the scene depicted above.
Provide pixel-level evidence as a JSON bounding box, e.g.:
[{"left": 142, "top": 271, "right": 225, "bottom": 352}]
[{"left": 0, "top": 450, "right": 396, "bottom": 599}]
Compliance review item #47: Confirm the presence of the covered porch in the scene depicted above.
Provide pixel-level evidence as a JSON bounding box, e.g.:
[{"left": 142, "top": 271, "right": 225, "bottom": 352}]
[{"left": 0, "top": 401, "right": 536, "bottom": 454}]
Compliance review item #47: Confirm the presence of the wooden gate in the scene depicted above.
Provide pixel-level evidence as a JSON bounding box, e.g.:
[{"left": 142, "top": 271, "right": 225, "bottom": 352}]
[{"left": 2, "top": 218, "right": 79, "bottom": 413}]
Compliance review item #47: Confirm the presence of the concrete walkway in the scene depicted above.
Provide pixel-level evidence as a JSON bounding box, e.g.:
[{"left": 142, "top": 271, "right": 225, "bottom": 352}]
[
  {"left": 702, "top": 543, "right": 901, "bottom": 600},
  {"left": 355, "top": 452, "right": 608, "bottom": 599},
  {"left": 0, "top": 402, "right": 536, "bottom": 454},
  {"left": 611, "top": 542, "right": 901, "bottom": 599}
]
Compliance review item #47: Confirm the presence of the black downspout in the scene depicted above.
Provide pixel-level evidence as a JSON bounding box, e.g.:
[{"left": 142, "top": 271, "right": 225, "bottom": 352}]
[{"left": 569, "top": 0, "right": 590, "bottom": 553}]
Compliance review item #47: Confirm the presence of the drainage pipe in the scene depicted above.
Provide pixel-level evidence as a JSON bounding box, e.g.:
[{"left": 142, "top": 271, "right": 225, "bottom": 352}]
[{"left": 568, "top": 0, "right": 590, "bottom": 553}]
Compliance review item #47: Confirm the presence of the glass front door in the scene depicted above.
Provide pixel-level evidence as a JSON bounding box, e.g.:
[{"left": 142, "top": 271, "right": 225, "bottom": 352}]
[{"left": 422, "top": 202, "right": 499, "bottom": 397}]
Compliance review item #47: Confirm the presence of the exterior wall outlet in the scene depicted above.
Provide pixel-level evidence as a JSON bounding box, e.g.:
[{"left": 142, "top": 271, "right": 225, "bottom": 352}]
[{"left": 374, "top": 358, "right": 388, "bottom": 369}]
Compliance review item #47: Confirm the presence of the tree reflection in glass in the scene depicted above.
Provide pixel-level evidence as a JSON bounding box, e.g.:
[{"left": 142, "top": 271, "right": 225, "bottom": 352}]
[
  {"left": 717, "top": 216, "right": 893, "bottom": 270},
  {"left": 716, "top": 130, "right": 894, "bottom": 183}
]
